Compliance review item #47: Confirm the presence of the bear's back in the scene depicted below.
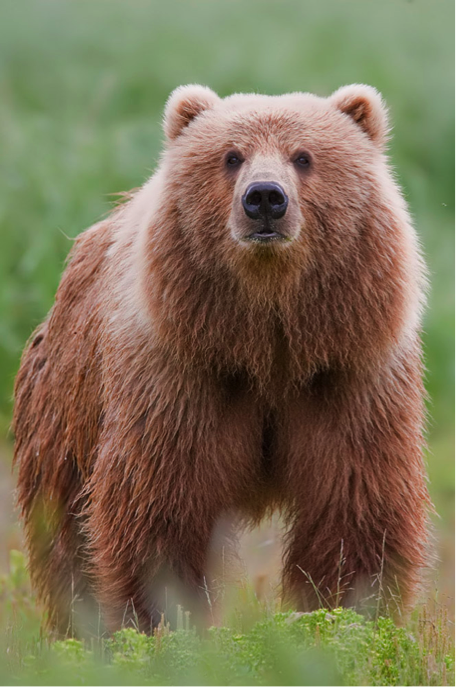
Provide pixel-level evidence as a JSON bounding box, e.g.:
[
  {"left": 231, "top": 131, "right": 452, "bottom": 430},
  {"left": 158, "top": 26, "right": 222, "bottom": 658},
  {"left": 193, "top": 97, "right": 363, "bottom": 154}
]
[{"left": 13, "top": 219, "right": 114, "bottom": 514}]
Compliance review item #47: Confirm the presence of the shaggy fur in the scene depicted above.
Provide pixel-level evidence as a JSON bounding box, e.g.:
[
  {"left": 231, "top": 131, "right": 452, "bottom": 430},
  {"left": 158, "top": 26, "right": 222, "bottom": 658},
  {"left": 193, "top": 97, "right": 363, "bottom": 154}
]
[{"left": 13, "top": 84, "right": 431, "bottom": 635}]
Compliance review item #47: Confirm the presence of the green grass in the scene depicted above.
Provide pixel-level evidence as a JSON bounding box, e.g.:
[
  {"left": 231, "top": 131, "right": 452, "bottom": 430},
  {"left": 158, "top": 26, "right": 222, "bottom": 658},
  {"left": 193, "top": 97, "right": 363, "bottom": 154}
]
[
  {"left": 4, "top": 614, "right": 453, "bottom": 686},
  {"left": 0, "top": 552, "right": 454, "bottom": 686},
  {"left": 0, "top": 1, "right": 453, "bottom": 683},
  {"left": 1, "top": 0, "right": 453, "bottom": 588}
]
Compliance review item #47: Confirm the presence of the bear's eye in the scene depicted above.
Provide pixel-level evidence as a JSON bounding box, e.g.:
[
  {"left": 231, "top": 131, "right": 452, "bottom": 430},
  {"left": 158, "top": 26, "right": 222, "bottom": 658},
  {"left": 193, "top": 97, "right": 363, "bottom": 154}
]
[
  {"left": 294, "top": 152, "right": 312, "bottom": 169},
  {"left": 225, "top": 152, "right": 244, "bottom": 168}
]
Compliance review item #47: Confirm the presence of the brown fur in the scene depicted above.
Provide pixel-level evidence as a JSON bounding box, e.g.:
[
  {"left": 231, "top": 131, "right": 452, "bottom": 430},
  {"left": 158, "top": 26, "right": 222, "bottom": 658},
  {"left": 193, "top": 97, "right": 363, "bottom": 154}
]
[{"left": 13, "top": 84, "right": 431, "bottom": 634}]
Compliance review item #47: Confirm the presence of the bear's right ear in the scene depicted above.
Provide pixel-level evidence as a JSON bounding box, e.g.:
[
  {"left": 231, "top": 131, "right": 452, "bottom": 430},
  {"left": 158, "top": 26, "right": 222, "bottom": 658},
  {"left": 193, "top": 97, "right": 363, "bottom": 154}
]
[
  {"left": 330, "top": 84, "right": 389, "bottom": 148},
  {"left": 163, "top": 85, "right": 220, "bottom": 141}
]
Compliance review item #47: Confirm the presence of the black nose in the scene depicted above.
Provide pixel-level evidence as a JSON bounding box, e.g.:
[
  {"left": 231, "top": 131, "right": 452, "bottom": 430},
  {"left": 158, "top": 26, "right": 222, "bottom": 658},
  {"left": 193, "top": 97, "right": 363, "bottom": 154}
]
[{"left": 242, "top": 182, "right": 288, "bottom": 220}]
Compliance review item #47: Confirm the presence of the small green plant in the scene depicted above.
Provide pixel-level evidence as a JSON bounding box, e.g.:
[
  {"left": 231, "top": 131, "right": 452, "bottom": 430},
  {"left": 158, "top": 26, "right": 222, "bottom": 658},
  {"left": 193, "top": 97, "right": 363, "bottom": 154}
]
[{"left": 0, "top": 549, "right": 43, "bottom": 675}]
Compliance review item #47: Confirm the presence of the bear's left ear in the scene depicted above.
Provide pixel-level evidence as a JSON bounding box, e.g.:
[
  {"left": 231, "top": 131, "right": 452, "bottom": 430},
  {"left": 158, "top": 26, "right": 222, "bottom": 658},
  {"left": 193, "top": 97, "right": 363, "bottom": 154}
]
[
  {"left": 163, "top": 84, "right": 220, "bottom": 141},
  {"left": 330, "top": 84, "right": 389, "bottom": 148}
]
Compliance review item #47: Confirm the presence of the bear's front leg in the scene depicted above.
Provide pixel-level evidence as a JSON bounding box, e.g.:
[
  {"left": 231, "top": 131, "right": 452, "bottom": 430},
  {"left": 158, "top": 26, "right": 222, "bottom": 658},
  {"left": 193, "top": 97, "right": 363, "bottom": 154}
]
[
  {"left": 84, "top": 366, "right": 262, "bottom": 633},
  {"left": 281, "top": 348, "right": 431, "bottom": 617}
]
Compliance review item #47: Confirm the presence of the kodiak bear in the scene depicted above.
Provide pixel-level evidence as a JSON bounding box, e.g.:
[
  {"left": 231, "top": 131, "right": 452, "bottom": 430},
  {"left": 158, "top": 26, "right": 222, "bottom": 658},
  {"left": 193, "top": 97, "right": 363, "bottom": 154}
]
[{"left": 13, "top": 84, "right": 430, "bottom": 634}]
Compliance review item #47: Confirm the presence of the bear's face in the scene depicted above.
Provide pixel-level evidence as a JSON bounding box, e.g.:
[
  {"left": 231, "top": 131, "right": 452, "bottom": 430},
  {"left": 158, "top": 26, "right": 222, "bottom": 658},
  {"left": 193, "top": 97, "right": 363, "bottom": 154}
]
[{"left": 161, "top": 84, "right": 389, "bottom": 277}]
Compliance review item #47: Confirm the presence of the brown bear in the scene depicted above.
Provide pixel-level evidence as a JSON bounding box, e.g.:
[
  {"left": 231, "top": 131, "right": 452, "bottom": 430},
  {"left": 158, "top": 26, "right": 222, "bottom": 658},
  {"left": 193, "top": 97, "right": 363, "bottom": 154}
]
[{"left": 13, "top": 84, "right": 431, "bottom": 635}]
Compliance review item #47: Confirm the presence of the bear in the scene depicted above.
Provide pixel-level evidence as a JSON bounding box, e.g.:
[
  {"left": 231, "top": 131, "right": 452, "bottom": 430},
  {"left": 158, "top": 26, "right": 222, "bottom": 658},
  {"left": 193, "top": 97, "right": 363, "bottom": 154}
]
[{"left": 13, "top": 84, "right": 431, "bottom": 635}]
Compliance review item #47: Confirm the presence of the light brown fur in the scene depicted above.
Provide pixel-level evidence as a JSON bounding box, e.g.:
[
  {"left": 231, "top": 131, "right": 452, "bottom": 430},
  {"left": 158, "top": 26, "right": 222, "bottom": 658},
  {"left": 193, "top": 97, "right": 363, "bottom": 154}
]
[{"left": 14, "top": 84, "right": 431, "bottom": 634}]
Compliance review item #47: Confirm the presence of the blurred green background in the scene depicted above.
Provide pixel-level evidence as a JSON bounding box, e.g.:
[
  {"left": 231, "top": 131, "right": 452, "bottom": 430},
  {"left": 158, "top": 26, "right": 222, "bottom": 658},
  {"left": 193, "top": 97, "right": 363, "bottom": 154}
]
[{"left": 0, "top": 0, "right": 453, "bottom": 603}]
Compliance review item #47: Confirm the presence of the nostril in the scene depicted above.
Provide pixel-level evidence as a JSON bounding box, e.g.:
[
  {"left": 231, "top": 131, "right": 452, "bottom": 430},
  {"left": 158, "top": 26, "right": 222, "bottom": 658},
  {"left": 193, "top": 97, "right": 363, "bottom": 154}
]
[
  {"left": 248, "top": 190, "right": 262, "bottom": 207},
  {"left": 268, "top": 190, "right": 284, "bottom": 207}
]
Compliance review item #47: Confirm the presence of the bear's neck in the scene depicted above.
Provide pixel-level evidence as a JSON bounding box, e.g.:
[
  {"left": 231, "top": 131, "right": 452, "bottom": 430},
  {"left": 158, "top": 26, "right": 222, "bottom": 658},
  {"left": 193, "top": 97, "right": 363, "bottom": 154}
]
[
  {"left": 141, "top": 223, "right": 313, "bottom": 395},
  {"left": 138, "top": 203, "right": 413, "bottom": 397}
]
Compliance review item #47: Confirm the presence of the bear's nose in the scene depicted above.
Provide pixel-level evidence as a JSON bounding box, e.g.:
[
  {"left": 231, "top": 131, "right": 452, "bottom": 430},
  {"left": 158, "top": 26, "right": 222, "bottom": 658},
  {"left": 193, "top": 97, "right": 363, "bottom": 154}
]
[{"left": 242, "top": 182, "right": 288, "bottom": 220}]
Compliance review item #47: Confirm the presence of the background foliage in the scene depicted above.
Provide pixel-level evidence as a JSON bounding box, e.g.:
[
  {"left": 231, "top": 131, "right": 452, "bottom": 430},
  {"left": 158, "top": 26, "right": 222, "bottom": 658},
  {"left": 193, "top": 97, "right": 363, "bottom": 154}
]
[{"left": 0, "top": 0, "right": 453, "bottom": 673}]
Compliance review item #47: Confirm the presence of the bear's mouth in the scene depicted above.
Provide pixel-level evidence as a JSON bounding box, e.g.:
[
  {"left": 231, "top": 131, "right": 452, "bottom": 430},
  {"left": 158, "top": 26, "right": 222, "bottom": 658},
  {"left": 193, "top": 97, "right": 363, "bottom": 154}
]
[{"left": 246, "top": 228, "right": 286, "bottom": 243}]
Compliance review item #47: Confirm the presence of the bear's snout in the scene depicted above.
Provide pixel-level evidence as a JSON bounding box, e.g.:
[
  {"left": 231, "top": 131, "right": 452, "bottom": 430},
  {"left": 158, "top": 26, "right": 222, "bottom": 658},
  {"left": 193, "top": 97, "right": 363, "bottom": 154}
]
[
  {"left": 241, "top": 182, "right": 289, "bottom": 243},
  {"left": 242, "top": 182, "right": 288, "bottom": 221}
]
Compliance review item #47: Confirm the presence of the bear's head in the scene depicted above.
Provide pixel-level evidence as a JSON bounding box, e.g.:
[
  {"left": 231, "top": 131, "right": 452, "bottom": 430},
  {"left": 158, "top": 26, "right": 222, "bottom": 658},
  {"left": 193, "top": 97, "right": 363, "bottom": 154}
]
[
  {"left": 160, "top": 84, "right": 391, "bottom": 281},
  {"left": 136, "top": 85, "right": 423, "bottom": 379}
]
